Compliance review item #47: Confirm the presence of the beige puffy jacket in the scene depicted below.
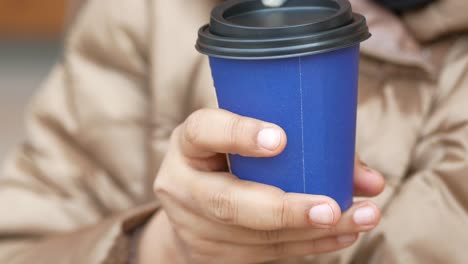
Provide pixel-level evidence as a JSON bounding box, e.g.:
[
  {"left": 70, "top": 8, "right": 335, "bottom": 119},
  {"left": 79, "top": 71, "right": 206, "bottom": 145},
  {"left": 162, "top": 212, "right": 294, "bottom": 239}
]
[{"left": 1, "top": 0, "right": 468, "bottom": 263}]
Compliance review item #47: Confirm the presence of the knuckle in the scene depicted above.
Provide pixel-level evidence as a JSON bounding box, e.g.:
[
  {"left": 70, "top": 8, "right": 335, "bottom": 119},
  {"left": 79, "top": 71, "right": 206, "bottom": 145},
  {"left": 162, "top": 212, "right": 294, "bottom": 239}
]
[
  {"left": 153, "top": 155, "right": 187, "bottom": 203},
  {"left": 153, "top": 170, "right": 179, "bottom": 202},
  {"left": 153, "top": 178, "right": 170, "bottom": 198},
  {"left": 324, "top": 226, "right": 339, "bottom": 235},
  {"left": 255, "top": 229, "right": 281, "bottom": 242},
  {"left": 224, "top": 115, "right": 246, "bottom": 150},
  {"left": 184, "top": 109, "right": 207, "bottom": 146},
  {"left": 208, "top": 191, "right": 238, "bottom": 224},
  {"left": 273, "top": 194, "right": 294, "bottom": 229}
]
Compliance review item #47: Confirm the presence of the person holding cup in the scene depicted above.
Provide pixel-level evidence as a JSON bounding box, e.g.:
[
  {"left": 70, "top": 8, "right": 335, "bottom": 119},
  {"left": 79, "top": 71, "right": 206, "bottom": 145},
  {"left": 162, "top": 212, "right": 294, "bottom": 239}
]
[{"left": 1, "top": 0, "right": 468, "bottom": 264}]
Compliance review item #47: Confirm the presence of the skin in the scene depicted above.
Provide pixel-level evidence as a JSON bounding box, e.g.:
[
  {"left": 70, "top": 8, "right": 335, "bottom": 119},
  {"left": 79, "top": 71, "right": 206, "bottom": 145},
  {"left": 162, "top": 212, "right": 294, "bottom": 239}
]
[{"left": 138, "top": 109, "right": 385, "bottom": 264}]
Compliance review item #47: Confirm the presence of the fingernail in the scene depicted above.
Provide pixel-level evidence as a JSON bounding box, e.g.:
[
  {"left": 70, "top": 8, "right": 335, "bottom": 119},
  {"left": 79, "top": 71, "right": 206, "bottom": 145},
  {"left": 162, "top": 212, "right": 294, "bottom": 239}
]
[
  {"left": 257, "top": 128, "right": 281, "bottom": 151},
  {"left": 353, "top": 206, "right": 376, "bottom": 226},
  {"left": 337, "top": 234, "right": 357, "bottom": 244},
  {"left": 309, "top": 204, "right": 334, "bottom": 225}
]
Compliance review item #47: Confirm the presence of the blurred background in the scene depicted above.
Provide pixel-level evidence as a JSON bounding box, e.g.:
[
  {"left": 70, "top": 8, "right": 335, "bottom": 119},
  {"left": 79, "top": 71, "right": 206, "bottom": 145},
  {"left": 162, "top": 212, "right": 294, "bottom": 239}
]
[{"left": 0, "top": 0, "right": 70, "bottom": 160}]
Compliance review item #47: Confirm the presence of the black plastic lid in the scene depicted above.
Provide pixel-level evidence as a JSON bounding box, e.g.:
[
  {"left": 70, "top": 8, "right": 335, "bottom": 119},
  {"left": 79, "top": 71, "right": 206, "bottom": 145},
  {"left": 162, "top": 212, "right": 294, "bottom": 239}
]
[{"left": 196, "top": 0, "right": 370, "bottom": 59}]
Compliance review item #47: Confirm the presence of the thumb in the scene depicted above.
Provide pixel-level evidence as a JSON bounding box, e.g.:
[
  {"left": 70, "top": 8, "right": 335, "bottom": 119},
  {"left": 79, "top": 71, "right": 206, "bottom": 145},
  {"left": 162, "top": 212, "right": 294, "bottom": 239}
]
[{"left": 176, "top": 108, "right": 287, "bottom": 159}]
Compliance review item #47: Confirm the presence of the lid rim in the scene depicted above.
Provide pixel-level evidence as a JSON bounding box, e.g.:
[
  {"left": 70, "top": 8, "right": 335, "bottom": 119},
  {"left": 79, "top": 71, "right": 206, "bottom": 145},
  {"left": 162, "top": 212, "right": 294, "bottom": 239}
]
[
  {"left": 196, "top": 32, "right": 369, "bottom": 60},
  {"left": 200, "top": 13, "right": 367, "bottom": 43},
  {"left": 197, "top": 0, "right": 371, "bottom": 59}
]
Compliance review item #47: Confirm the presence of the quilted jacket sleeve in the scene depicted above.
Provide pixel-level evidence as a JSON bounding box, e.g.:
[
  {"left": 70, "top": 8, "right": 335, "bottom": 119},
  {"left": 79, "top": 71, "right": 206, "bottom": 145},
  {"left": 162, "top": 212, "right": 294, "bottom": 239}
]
[
  {"left": 355, "top": 38, "right": 468, "bottom": 264},
  {"left": 0, "top": 0, "right": 160, "bottom": 263}
]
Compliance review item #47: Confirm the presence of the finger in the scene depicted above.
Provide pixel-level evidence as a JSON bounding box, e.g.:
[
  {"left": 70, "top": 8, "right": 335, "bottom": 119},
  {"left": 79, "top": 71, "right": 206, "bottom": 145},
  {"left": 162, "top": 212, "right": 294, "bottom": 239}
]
[
  {"left": 184, "top": 234, "right": 358, "bottom": 264},
  {"left": 235, "top": 201, "right": 379, "bottom": 245},
  {"left": 255, "top": 201, "right": 379, "bottom": 244},
  {"left": 177, "top": 108, "right": 287, "bottom": 159},
  {"left": 288, "top": 201, "right": 380, "bottom": 238},
  {"left": 354, "top": 155, "right": 385, "bottom": 197},
  {"left": 182, "top": 200, "right": 379, "bottom": 245},
  {"left": 163, "top": 196, "right": 369, "bottom": 263},
  {"left": 251, "top": 234, "right": 358, "bottom": 263},
  {"left": 191, "top": 171, "right": 342, "bottom": 230}
]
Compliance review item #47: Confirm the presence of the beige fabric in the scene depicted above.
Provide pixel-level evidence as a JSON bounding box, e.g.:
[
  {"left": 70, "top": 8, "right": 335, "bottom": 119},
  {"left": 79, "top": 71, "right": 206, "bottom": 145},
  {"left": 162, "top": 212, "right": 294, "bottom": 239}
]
[{"left": 1, "top": 0, "right": 468, "bottom": 263}]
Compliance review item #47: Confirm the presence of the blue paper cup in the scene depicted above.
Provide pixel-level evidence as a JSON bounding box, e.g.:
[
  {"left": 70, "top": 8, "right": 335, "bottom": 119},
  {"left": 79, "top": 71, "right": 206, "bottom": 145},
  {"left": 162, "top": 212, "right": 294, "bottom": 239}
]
[{"left": 197, "top": 0, "right": 370, "bottom": 210}]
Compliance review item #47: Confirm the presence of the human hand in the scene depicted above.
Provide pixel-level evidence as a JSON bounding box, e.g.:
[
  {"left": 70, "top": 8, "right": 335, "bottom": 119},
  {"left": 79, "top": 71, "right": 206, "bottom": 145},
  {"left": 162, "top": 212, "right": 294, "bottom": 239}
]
[{"left": 139, "top": 109, "right": 384, "bottom": 264}]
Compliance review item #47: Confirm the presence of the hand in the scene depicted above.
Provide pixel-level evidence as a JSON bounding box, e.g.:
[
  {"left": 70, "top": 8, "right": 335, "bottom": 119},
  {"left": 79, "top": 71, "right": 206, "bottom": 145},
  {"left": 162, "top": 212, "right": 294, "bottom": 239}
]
[{"left": 138, "top": 108, "right": 384, "bottom": 264}]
